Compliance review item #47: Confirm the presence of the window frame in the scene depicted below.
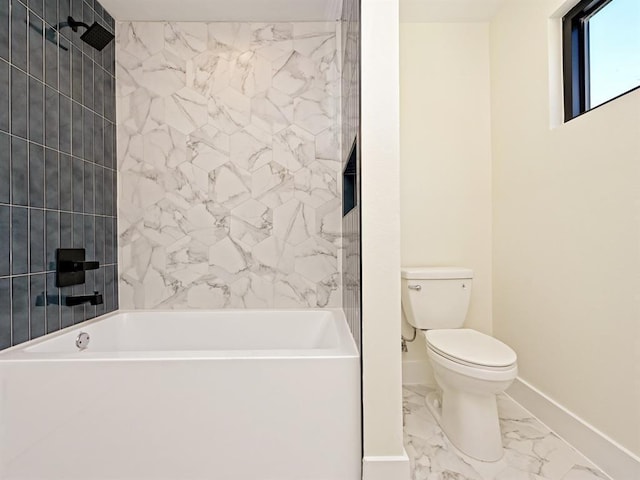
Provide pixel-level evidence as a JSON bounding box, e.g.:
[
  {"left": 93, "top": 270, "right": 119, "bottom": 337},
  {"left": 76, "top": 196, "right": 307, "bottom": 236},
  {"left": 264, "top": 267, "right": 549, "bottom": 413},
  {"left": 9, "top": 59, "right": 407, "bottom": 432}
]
[{"left": 562, "top": 0, "right": 639, "bottom": 121}]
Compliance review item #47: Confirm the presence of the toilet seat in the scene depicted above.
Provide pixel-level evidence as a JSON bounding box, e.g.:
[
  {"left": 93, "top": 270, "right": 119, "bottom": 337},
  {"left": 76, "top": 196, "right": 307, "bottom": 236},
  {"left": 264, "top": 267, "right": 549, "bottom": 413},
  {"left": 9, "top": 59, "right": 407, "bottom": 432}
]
[
  {"left": 426, "top": 344, "right": 518, "bottom": 382},
  {"left": 425, "top": 329, "right": 517, "bottom": 368}
]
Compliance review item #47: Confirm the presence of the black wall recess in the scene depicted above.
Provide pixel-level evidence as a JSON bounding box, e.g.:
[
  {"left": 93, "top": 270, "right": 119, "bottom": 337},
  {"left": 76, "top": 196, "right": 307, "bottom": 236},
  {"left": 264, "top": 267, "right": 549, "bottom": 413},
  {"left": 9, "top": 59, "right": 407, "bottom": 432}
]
[
  {"left": 343, "top": 137, "right": 357, "bottom": 216},
  {"left": 56, "top": 248, "right": 99, "bottom": 287}
]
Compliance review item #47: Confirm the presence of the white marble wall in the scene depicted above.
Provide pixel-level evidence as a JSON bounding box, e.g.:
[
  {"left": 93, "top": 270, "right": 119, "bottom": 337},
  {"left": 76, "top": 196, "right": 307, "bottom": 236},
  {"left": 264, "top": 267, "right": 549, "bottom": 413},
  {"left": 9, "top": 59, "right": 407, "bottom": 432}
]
[{"left": 116, "top": 22, "right": 342, "bottom": 309}]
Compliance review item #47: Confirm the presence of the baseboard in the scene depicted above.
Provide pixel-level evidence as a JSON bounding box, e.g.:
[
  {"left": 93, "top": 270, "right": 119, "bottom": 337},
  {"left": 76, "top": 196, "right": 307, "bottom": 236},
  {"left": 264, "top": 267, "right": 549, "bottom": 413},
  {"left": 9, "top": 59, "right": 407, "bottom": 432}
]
[
  {"left": 507, "top": 377, "right": 640, "bottom": 480},
  {"left": 362, "top": 451, "right": 410, "bottom": 480}
]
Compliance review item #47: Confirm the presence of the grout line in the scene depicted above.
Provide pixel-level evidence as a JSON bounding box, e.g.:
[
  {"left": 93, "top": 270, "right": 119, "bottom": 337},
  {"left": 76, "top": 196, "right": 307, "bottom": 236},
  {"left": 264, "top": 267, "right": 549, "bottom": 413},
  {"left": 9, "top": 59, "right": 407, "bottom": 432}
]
[
  {"left": 0, "top": 264, "right": 120, "bottom": 280},
  {"left": 0, "top": 203, "right": 118, "bottom": 218},
  {"left": 8, "top": 0, "right": 12, "bottom": 348}
]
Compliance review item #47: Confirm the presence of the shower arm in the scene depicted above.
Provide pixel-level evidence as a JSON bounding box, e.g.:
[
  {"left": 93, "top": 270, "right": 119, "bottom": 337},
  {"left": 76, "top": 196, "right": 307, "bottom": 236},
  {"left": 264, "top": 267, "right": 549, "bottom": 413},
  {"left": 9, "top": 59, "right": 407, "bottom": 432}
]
[{"left": 67, "top": 16, "right": 91, "bottom": 32}]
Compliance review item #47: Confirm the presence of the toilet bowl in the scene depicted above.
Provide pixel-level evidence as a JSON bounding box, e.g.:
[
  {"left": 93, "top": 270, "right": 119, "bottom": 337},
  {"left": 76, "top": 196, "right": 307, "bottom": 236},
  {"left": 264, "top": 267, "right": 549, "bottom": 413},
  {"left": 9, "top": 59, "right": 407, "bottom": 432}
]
[
  {"left": 401, "top": 267, "right": 518, "bottom": 462},
  {"left": 424, "top": 329, "right": 517, "bottom": 461}
]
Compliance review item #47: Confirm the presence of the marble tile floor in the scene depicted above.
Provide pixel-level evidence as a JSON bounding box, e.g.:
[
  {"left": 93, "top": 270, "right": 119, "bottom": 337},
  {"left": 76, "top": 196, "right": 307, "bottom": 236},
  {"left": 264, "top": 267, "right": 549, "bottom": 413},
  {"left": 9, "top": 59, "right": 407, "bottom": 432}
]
[{"left": 403, "top": 385, "right": 611, "bottom": 480}]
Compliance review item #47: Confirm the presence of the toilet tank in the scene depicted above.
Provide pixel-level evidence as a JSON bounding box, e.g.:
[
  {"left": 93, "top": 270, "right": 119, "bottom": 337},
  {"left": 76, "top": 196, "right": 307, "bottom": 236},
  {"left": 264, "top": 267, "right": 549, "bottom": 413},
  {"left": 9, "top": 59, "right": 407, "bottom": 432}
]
[{"left": 401, "top": 267, "right": 473, "bottom": 330}]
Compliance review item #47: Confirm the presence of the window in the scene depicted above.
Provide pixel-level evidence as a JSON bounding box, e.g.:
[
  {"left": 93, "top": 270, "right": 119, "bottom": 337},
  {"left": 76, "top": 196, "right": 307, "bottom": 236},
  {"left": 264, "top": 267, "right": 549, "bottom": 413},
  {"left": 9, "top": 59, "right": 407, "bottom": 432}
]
[{"left": 562, "top": 0, "right": 640, "bottom": 121}]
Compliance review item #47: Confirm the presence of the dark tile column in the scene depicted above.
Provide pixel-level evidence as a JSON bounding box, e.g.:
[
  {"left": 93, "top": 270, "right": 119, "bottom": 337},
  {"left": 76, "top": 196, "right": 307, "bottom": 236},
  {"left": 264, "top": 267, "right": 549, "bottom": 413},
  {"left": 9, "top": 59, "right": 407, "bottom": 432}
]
[{"left": 0, "top": 0, "right": 118, "bottom": 350}]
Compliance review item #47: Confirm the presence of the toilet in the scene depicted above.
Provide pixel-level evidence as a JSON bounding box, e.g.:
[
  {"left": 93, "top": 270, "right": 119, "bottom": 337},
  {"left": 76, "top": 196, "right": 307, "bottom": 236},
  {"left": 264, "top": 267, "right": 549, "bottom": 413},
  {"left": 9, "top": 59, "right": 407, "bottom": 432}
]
[{"left": 401, "top": 267, "right": 517, "bottom": 462}]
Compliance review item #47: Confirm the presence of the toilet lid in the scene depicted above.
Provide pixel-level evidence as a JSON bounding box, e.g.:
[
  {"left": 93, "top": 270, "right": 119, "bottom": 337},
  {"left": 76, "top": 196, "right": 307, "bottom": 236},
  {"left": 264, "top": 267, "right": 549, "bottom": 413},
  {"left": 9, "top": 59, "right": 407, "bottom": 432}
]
[{"left": 425, "top": 329, "right": 517, "bottom": 367}]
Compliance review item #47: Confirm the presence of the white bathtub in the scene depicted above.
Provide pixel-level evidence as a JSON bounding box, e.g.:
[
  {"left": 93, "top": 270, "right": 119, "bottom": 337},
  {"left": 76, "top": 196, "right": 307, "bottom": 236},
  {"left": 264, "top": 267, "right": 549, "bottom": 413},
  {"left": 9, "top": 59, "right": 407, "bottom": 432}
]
[{"left": 0, "top": 309, "right": 360, "bottom": 480}]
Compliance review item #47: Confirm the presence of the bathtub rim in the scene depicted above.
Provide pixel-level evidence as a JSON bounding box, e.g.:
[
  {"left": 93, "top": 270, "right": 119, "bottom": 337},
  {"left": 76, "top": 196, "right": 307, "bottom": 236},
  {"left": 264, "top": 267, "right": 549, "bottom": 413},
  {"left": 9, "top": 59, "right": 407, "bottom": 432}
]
[{"left": 0, "top": 308, "right": 359, "bottom": 362}]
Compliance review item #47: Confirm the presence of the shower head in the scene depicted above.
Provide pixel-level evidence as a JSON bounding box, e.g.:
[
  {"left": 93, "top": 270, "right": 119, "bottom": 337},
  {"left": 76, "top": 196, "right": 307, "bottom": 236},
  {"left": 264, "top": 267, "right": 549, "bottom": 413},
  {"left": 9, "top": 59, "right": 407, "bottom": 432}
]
[
  {"left": 80, "top": 22, "right": 115, "bottom": 51},
  {"left": 67, "top": 16, "right": 114, "bottom": 51}
]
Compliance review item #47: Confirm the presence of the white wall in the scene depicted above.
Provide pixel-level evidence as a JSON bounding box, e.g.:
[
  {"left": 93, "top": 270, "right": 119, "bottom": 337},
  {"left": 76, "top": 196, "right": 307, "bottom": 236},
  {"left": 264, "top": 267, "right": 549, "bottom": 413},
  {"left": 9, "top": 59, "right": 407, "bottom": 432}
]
[
  {"left": 399, "top": 23, "right": 493, "bottom": 372},
  {"left": 491, "top": 0, "right": 640, "bottom": 457},
  {"left": 362, "top": 0, "right": 409, "bottom": 477}
]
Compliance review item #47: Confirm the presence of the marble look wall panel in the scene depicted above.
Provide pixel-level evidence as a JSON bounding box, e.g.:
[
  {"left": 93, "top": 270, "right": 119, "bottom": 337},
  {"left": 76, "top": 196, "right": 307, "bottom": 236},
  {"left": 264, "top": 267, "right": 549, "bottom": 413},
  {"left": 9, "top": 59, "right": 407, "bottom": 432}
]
[
  {"left": 341, "top": 0, "right": 361, "bottom": 349},
  {"left": 117, "top": 21, "right": 342, "bottom": 309}
]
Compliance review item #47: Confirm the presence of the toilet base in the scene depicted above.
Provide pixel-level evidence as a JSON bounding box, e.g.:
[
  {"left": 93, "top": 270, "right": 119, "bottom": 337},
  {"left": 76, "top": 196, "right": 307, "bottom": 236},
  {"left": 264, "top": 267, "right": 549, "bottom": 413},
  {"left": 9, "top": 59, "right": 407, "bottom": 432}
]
[{"left": 425, "top": 388, "right": 504, "bottom": 462}]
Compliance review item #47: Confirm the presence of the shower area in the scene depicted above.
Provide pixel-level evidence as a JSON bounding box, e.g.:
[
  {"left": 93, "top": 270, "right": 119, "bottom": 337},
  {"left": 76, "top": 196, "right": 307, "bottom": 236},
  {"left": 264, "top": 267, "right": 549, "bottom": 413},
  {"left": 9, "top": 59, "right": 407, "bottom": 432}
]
[{"left": 0, "top": 0, "right": 361, "bottom": 478}]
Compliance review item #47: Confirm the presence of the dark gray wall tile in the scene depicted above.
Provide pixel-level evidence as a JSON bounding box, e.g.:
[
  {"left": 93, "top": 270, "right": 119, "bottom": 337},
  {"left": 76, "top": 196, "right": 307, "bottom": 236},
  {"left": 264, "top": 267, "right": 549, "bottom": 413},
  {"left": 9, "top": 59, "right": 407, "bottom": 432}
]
[
  {"left": 59, "top": 94, "right": 72, "bottom": 153},
  {"left": 112, "top": 267, "right": 118, "bottom": 309},
  {"left": 0, "top": 60, "right": 8, "bottom": 132},
  {"left": 45, "top": 210, "right": 59, "bottom": 270},
  {"left": 70, "top": 1, "right": 83, "bottom": 47},
  {"left": 71, "top": 46, "right": 82, "bottom": 102},
  {"left": 94, "top": 116, "right": 103, "bottom": 165},
  {"left": 94, "top": 64, "right": 103, "bottom": 116},
  {"left": 59, "top": 43, "right": 71, "bottom": 96},
  {"left": 72, "top": 157, "right": 83, "bottom": 212},
  {"left": 60, "top": 211, "right": 72, "bottom": 247},
  {"left": 71, "top": 100, "right": 83, "bottom": 156},
  {"left": 83, "top": 213, "right": 94, "bottom": 258},
  {"left": 11, "top": 137, "right": 28, "bottom": 206},
  {"left": 71, "top": 283, "right": 85, "bottom": 324},
  {"left": 59, "top": 0, "right": 71, "bottom": 28},
  {"left": 81, "top": 4, "right": 94, "bottom": 48},
  {"left": 0, "top": 206, "right": 10, "bottom": 277},
  {"left": 95, "top": 266, "right": 105, "bottom": 316},
  {"left": 11, "top": 0, "right": 28, "bottom": 72},
  {"left": 0, "top": 279, "right": 11, "bottom": 349},
  {"left": 29, "top": 0, "right": 44, "bottom": 20},
  {"left": 0, "top": 132, "right": 9, "bottom": 203},
  {"left": 11, "top": 206, "right": 29, "bottom": 275},
  {"left": 103, "top": 167, "right": 113, "bottom": 217},
  {"left": 83, "top": 160, "right": 93, "bottom": 213},
  {"left": 29, "top": 15, "right": 44, "bottom": 80},
  {"left": 11, "top": 67, "right": 28, "bottom": 139},
  {"left": 44, "top": 27, "right": 58, "bottom": 89},
  {"left": 72, "top": 212, "right": 83, "bottom": 247},
  {"left": 103, "top": 42, "right": 113, "bottom": 75},
  {"left": 93, "top": 1, "right": 102, "bottom": 20},
  {"left": 103, "top": 73, "right": 113, "bottom": 121},
  {"left": 45, "top": 272, "right": 60, "bottom": 333},
  {"left": 105, "top": 263, "right": 115, "bottom": 311},
  {"left": 104, "top": 215, "right": 113, "bottom": 264},
  {"left": 29, "top": 143, "right": 45, "bottom": 208},
  {"left": 0, "top": 2, "right": 9, "bottom": 62},
  {"left": 59, "top": 284, "right": 73, "bottom": 327},
  {"left": 44, "top": 0, "right": 58, "bottom": 31},
  {"left": 30, "top": 273, "right": 46, "bottom": 339},
  {"left": 83, "top": 108, "right": 94, "bottom": 162},
  {"left": 45, "top": 148, "right": 59, "bottom": 209},
  {"left": 104, "top": 120, "right": 113, "bottom": 168},
  {"left": 12, "top": 276, "right": 30, "bottom": 345},
  {"left": 82, "top": 53, "right": 93, "bottom": 111},
  {"left": 94, "top": 214, "right": 104, "bottom": 263},
  {"left": 30, "top": 208, "right": 45, "bottom": 273},
  {"left": 45, "top": 85, "right": 59, "bottom": 149},
  {"left": 94, "top": 164, "right": 103, "bottom": 214},
  {"left": 28, "top": 76, "right": 44, "bottom": 144},
  {"left": 111, "top": 171, "right": 116, "bottom": 215},
  {"left": 103, "top": 8, "right": 113, "bottom": 31},
  {"left": 59, "top": 153, "right": 72, "bottom": 211}
]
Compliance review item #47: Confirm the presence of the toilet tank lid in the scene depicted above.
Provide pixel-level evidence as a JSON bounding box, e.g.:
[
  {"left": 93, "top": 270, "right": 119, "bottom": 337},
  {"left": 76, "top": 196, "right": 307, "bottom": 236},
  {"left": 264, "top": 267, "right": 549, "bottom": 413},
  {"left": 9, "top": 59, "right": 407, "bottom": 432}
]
[{"left": 401, "top": 267, "right": 473, "bottom": 280}]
